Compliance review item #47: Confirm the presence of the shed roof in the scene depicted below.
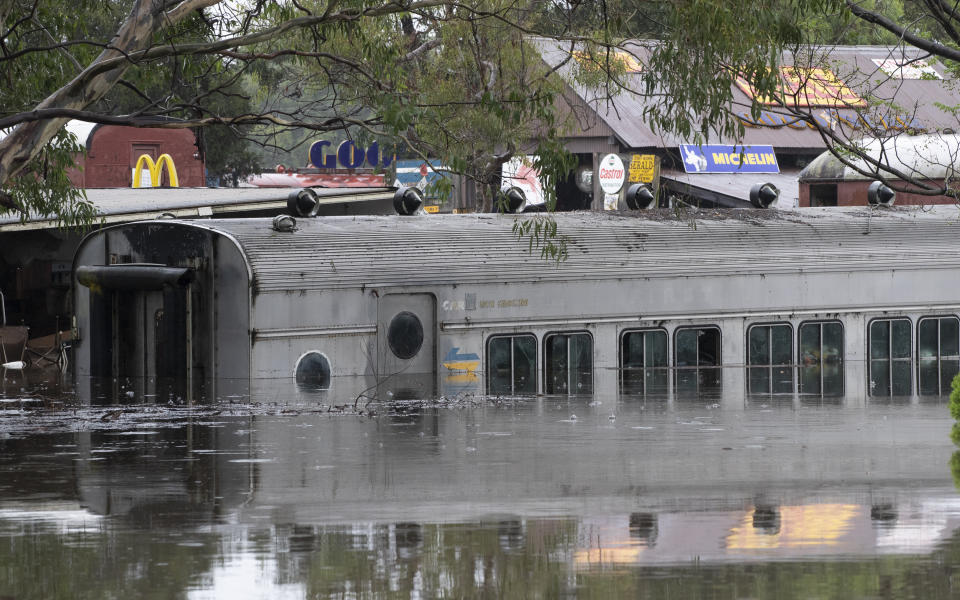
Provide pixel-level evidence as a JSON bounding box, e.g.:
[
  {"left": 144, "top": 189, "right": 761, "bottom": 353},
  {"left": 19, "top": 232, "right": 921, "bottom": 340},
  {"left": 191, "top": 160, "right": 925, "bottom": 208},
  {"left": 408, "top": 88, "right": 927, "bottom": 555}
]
[
  {"left": 660, "top": 169, "right": 802, "bottom": 208},
  {"left": 532, "top": 39, "right": 960, "bottom": 151},
  {"left": 159, "top": 206, "right": 960, "bottom": 293}
]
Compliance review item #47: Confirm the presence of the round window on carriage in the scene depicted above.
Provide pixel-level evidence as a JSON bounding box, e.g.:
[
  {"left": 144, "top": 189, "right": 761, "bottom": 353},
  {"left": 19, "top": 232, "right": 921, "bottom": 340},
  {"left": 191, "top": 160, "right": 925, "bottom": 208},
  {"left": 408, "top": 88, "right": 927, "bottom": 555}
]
[
  {"left": 295, "top": 351, "right": 331, "bottom": 389},
  {"left": 388, "top": 311, "right": 424, "bottom": 359}
]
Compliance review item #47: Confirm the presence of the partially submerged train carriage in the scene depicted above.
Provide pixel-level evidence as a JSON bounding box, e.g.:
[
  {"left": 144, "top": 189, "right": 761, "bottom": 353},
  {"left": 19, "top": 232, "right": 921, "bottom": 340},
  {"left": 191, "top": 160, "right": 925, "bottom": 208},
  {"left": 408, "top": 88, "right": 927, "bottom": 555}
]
[{"left": 72, "top": 205, "right": 960, "bottom": 402}]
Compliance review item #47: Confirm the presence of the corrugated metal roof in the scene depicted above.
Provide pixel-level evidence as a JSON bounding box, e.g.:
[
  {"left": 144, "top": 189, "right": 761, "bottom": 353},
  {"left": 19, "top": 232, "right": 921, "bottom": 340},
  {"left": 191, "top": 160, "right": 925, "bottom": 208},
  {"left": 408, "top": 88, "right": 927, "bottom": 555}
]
[
  {"left": 533, "top": 38, "right": 960, "bottom": 150},
  {"left": 0, "top": 187, "right": 394, "bottom": 232},
  {"left": 175, "top": 206, "right": 960, "bottom": 292}
]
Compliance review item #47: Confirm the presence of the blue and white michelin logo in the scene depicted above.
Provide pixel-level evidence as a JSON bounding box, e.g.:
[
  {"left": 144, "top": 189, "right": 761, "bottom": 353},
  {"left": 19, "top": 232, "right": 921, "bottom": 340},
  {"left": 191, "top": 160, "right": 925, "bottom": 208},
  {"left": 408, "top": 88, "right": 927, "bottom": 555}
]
[{"left": 679, "top": 145, "right": 779, "bottom": 174}]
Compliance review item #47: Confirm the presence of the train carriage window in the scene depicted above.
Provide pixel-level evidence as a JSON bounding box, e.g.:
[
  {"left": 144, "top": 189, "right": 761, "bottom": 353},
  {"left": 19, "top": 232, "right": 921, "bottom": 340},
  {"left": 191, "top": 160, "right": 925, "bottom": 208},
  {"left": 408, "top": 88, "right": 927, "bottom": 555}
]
[
  {"left": 487, "top": 334, "right": 537, "bottom": 395},
  {"left": 747, "top": 323, "right": 793, "bottom": 394},
  {"left": 674, "top": 326, "right": 721, "bottom": 394},
  {"left": 545, "top": 332, "right": 593, "bottom": 394},
  {"left": 799, "top": 321, "right": 844, "bottom": 396},
  {"left": 295, "top": 351, "right": 331, "bottom": 389},
  {"left": 918, "top": 316, "right": 960, "bottom": 396},
  {"left": 620, "top": 329, "right": 668, "bottom": 395},
  {"left": 387, "top": 311, "right": 424, "bottom": 359},
  {"left": 869, "top": 318, "right": 912, "bottom": 396}
]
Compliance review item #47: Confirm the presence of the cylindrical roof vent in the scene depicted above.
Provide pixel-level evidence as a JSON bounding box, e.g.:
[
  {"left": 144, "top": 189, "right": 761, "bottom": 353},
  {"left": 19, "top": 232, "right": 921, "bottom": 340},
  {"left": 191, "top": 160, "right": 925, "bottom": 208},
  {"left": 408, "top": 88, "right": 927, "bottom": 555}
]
[
  {"left": 868, "top": 181, "right": 896, "bottom": 206},
  {"left": 272, "top": 214, "right": 297, "bottom": 232},
  {"left": 287, "top": 188, "right": 320, "bottom": 217},
  {"left": 625, "top": 183, "right": 656, "bottom": 209},
  {"left": 393, "top": 186, "right": 424, "bottom": 215},
  {"left": 750, "top": 183, "right": 780, "bottom": 208},
  {"left": 496, "top": 186, "right": 527, "bottom": 213}
]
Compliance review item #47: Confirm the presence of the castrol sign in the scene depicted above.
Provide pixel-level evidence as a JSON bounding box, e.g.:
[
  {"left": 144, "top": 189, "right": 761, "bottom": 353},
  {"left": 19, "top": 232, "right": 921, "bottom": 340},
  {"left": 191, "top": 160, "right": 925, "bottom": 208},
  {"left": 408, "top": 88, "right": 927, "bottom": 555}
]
[{"left": 598, "top": 153, "right": 626, "bottom": 194}]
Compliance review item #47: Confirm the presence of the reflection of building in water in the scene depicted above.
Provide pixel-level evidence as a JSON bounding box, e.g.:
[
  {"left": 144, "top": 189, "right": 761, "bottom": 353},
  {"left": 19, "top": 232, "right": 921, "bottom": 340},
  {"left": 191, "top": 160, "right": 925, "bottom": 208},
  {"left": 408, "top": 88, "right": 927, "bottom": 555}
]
[
  {"left": 751, "top": 505, "right": 781, "bottom": 535},
  {"left": 629, "top": 512, "right": 658, "bottom": 546},
  {"left": 575, "top": 500, "right": 960, "bottom": 567},
  {"left": 71, "top": 422, "right": 256, "bottom": 523},
  {"left": 726, "top": 504, "right": 861, "bottom": 550}
]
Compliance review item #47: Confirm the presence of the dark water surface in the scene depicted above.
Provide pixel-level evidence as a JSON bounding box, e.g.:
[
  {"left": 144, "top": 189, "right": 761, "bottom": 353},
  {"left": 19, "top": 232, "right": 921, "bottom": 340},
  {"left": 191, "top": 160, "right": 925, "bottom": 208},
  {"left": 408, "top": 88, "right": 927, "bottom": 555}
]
[{"left": 2, "top": 373, "right": 960, "bottom": 599}]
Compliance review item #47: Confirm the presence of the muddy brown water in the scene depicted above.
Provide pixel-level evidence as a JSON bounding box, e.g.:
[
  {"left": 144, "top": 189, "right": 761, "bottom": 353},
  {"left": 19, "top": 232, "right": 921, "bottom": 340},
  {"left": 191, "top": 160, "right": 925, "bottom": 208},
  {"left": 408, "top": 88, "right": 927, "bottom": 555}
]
[{"left": 2, "top": 371, "right": 960, "bottom": 599}]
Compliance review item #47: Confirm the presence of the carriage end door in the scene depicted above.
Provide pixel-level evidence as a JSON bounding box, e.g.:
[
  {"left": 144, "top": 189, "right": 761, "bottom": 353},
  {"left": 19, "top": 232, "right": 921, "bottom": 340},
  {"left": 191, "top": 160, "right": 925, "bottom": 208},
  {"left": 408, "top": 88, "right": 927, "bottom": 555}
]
[{"left": 377, "top": 294, "right": 437, "bottom": 389}]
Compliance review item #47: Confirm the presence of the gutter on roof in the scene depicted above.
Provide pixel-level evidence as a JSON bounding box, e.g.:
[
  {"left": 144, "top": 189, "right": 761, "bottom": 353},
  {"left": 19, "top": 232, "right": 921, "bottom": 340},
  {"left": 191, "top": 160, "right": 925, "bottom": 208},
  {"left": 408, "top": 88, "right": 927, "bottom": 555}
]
[{"left": 0, "top": 189, "right": 395, "bottom": 233}]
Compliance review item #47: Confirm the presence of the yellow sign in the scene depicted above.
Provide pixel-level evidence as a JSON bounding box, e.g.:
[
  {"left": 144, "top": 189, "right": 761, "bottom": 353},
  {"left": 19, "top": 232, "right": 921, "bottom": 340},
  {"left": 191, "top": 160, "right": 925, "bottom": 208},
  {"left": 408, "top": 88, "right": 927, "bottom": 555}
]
[
  {"left": 132, "top": 153, "right": 179, "bottom": 188},
  {"left": 735, "top": 67, "right": 866, "bottom": 108},
  {"left": 573, "top": 50, "right": 643, "bottom": 73},
  {"left": 628, "top": 154, "right": 656, "bottom": 183},
  {"left": 424, "top": 205, "right": 440, "bottom": 213}
]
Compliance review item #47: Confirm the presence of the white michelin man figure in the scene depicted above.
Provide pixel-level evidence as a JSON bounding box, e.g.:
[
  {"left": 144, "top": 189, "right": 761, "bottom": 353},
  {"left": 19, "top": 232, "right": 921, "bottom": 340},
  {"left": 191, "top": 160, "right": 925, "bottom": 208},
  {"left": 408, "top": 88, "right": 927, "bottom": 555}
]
[{"left": 681, "top": 145, "right": 708, "bottom": 173}]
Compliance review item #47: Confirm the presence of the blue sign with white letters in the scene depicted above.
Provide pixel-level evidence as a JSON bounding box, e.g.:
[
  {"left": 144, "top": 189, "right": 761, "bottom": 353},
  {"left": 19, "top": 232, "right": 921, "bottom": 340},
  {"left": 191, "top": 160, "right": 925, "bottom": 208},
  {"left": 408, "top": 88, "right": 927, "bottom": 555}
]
[{"left": 679, "top": 144, "right": 779, "bottom": 174}]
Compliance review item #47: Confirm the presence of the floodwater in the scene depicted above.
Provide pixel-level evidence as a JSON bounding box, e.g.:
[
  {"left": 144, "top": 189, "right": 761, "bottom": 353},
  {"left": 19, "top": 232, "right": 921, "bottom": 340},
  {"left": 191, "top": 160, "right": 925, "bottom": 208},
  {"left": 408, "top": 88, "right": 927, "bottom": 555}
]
[{"left": 2, "top": 371, "right": 960, "bottom": 599}]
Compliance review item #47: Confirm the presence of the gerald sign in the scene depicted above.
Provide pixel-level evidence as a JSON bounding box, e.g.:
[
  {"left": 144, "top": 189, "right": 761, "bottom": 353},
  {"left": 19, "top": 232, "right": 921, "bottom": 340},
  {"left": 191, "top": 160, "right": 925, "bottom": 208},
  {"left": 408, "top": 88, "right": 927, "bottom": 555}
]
[{"left": 309, "top": 140, "right": 394, "bottom": 169}]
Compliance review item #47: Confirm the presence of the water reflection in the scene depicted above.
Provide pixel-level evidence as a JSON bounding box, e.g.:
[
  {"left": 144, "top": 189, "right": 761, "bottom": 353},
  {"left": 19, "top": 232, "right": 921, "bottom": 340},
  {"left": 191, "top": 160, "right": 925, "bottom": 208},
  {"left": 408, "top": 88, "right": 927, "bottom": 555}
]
[{"left": 1, "top": 372, "right": 959, "bottom": 598}]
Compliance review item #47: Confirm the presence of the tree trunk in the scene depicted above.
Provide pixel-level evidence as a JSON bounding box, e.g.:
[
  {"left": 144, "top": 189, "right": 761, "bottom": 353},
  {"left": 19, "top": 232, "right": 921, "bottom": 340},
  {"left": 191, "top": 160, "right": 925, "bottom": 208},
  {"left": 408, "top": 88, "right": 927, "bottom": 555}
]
[{"left": 0, "top": 0, "right": 216, "bottom": 207}]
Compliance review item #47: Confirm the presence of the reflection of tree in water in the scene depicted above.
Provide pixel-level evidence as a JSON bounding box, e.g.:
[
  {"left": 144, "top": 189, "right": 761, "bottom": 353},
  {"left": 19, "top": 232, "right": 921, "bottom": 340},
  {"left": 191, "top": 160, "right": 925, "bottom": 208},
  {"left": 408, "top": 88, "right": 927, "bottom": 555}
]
[
  {"left": 297, "top": 519, "right": 580, "bottom": 598},
  {"left": 0, "top": 524, "right": 219, "bottom": 599},
  {"left": 950, "top": 451, "right": 960, "bottom": 492},
  {"left": 949, "top": 376, "right": 960, "bottom": 492}
]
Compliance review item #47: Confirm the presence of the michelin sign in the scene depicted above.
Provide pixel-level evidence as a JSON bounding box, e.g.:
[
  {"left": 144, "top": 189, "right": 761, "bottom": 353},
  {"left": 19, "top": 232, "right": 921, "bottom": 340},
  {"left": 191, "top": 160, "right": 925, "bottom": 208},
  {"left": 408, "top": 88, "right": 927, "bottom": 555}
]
[{"left": 679, "top": 144, "right": 779, "bottom": 174}]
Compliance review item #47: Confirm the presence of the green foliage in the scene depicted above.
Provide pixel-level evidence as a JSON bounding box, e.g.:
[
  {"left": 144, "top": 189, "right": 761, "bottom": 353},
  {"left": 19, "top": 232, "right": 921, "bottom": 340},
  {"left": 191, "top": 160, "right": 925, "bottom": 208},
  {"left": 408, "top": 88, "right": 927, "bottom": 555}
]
[
  {"left": 512, "top": 215, "right": 568, "bottom": 262},
  {"left": 799, "top": 0, "right": 906, "bottom": 44},
  {"left": 950, "top": 372, "right": 960, "bottom": 421},
  {"left": 2, "top": 129, "right": 94, "bottom": 226}
]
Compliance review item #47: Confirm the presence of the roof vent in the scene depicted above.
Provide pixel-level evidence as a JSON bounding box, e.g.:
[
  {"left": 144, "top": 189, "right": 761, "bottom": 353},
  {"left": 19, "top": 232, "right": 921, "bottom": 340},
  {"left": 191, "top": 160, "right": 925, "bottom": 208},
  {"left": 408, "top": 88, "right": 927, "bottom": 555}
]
[
  {"left": 287, "top": 188, "right": 320, "bottom": 217},
  {"left": 496, "top": 186, "right": 526, "bottom": 213},
  {"left": 272, "top": 214, "right": 297, "bottom": 232},
  {"left": 393, "top": 186, "right": 424, "bottom": 215},
  {"left": 625, "top": 183, "right": 656, "bottom": 209},
  {"left": 868, "top": 181, "right": 896, "bottom": 206},
  {"left": 749, "top": 183, "right": 779, "bottom": 208}
]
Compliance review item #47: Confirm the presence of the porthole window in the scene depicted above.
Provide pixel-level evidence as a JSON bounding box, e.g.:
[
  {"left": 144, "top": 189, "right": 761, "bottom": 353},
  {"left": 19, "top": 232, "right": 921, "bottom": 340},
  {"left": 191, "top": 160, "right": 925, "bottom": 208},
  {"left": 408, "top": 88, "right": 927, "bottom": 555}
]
[
  {"left": 295, "top": 351, "right": 331, "bottom": 389},
  {"left": 388, "top": 311, "right": 424, "bottom": 359}
]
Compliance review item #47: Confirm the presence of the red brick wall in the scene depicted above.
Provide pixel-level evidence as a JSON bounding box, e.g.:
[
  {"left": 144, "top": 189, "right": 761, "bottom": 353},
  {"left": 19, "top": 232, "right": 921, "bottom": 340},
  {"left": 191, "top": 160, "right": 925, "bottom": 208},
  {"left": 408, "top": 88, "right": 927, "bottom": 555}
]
[
  {"left": 68, "top": 125, "right": 205, "bottom": 188},
  {"left": 800, "top": 181, "right": 956, "bottom": 206}
]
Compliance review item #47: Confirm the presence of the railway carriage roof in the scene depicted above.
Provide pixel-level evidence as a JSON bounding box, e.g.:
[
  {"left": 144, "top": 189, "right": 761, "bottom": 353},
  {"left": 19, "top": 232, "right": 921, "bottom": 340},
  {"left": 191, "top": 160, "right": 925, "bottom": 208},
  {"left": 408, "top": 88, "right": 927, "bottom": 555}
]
[{"left": 147, "top": 207, "right": 960, "bottom": 292}]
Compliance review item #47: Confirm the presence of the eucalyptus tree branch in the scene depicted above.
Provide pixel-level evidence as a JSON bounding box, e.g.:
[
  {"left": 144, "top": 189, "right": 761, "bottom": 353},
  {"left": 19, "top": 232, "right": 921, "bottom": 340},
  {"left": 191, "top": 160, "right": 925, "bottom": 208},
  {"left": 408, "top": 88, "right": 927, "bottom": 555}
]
[
  {"left": 845, "top": 0, "right": 960, "bottom": 62},
  {"left": 30, "top": 16, "right": 83, "bottom": 72},
  {"left": 0, "top": 106, "right": 385, "bottom": 132},
  {"left": 220, "top": 49, "right": 393, "bottom": 92},
  {"left": 920, "top": 0, "right": 960, "bottom": 47}
]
